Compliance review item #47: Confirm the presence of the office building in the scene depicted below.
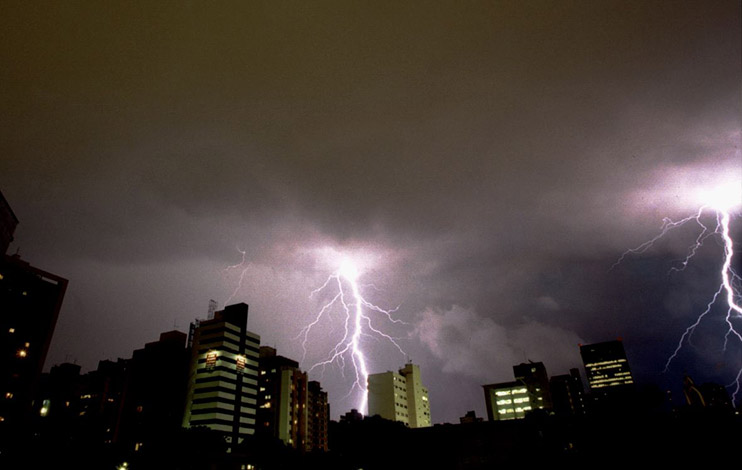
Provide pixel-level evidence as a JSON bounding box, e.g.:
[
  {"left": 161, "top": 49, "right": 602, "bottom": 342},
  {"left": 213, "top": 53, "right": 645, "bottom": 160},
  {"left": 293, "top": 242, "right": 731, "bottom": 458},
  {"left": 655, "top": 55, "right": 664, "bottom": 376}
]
[
  {"left": 182, "top": 303, "right": 260, "bottom": 448},
  {"left": 580, "top": 339, "right": 634, "bottom": 401},
  {"left": 513, "top": 361, "right": 552, "bottom": 411},
  {"left": 367, "top": 362, "right": 431, "bottom": 428},
  {"left": 549, "top": 368, "right": 587, "bottom": 416},
  {"left": 483, "top": 361, "right": 552, "bottom": 421},
  {"left": 482, "top": 381, "right": 533, "bottom": 421}
]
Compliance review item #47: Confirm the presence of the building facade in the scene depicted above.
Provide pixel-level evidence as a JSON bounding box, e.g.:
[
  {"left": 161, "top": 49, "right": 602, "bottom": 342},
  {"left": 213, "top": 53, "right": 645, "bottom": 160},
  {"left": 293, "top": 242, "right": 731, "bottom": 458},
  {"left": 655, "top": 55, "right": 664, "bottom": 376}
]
[
  {"left": 580, "top": 339, "right": 634, "bottom": 401},
  {"left": 482, "top": 381, "right": 533, "bottom": 421},
  {"left": 367, "top": 362, "right": 431, "bottom": 428},
  {"left": 306, "top": 380, "right": 329, "bottom": 452},
  {"left": 0, "top": 189, "right": 68, "bottom": 437},
  {"left": 549, "top": 368, "right": 587, "bottom": 416},
  {"left": 513, "top": 361, "right": 552, "bottom": 411},
  {"left": 257, "top": 346, "right": 307, "bottom": 449},
  {"left": 182, "top": 303, "right": 260, "bottom": 448},
  {"left": 256, "top": 347, "right": 329, "bottom": 452}
]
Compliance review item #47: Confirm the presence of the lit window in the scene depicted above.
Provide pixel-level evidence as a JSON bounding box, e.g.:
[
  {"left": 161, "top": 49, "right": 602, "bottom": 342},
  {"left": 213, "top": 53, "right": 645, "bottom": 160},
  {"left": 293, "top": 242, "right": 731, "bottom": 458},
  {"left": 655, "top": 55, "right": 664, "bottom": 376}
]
[
  {"left": 24, "top": 342, "right": 30, "bottom": 347},
  {"left": 40, "top": 400, "right": 50, "bottom": 417},
  {"left": 8, "top": 328, "right": 14, "bottom": 334},
  {"left": 5, "top": 392, "right": 12, "bottom": 399}
]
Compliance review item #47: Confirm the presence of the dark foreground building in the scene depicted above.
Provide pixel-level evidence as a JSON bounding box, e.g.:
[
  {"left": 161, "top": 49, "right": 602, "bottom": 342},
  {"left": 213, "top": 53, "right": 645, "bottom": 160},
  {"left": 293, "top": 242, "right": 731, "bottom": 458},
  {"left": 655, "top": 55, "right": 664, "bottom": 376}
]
[{"left": 0, "top": 191, "right": 68, "bottom": 436}]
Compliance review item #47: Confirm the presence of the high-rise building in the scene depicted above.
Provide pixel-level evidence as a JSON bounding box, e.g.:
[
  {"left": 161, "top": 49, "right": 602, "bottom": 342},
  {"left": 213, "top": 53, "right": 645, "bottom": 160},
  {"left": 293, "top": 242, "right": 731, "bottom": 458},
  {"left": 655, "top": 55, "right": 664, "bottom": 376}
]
[
  {"left": 482, "top": 361, "right": 551, "bottom": 421},
  {"left": 0, "top": 192, "right": 67, "bottom": 434},
  {"left": 580, "top": 339, "right": 634, "bottom": 405},
  {"left": 182, "top": 303, "right": 260, "bottom": 449},
  {"left": 256, "top": 347, "right": 330, "bottom": 452},
  {"left": 117, "top": 330, "right": 190, "bottom": 451},
  {"left": 257, "top": 346, "right": 308, "bottom": 449},
  {"left": 513, "top": 361, "right": 552, "bottom": 411},
  {"left": 367, "top": 362, "right": 431, "bottom": 428},
  {"left": 549, "top": 368, "right": 587, "bottom": 416},
  {"left": 306, "top": 380, "right": 329, "bottom": 452}
]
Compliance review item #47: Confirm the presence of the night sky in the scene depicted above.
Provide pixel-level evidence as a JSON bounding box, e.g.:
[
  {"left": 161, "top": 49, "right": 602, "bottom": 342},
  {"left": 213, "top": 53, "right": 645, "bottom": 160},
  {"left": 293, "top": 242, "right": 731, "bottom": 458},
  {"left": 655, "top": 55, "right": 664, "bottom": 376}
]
[{"left": 1, "top": 1, "right": 740, "bottom": 423}]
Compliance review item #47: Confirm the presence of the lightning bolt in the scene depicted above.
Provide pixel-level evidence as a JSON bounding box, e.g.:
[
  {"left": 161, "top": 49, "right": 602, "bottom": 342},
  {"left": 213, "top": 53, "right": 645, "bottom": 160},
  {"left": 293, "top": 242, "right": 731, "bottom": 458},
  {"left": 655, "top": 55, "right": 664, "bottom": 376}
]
[
  {"left": 223, "top": 247, "right": 250, "bottom": 306},
  {"left": 614, "top": 183, "right": 742, "bottom": 403},
  {"left": 296, "top": 258, "right": 407, "bottom": 414}
]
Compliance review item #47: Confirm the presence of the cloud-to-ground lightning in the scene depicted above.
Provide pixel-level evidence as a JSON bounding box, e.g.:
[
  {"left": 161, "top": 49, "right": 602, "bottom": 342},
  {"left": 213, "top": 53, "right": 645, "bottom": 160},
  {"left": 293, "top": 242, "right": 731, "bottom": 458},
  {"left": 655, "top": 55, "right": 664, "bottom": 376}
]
[
  {"left": 614, "top": 181, "right": 742, "bottom": 402},
  {"left": 297, "top": 257, "right": 407, "bottom": 414},
  {"left": 223, "top": 248, "right": 250, "bottom": 307}
]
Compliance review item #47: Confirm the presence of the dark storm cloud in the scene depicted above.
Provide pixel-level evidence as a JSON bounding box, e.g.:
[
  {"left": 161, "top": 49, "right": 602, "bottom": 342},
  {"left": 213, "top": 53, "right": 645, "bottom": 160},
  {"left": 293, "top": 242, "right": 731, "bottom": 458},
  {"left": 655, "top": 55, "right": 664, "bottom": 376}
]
[{"left": 1, "top": 1, "right": 739, "bottom": 422}]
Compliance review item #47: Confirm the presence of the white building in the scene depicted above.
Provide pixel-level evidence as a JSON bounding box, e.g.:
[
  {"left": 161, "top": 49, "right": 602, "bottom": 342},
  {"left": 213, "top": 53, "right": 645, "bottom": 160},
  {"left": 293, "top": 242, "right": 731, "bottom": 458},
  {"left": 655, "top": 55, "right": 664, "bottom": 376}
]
[
  {"left": 182, "top": 303, "right": 261, "bottom": 448},
  {"left": 368, "top": 363, "right": 431, "bottom": 428}
]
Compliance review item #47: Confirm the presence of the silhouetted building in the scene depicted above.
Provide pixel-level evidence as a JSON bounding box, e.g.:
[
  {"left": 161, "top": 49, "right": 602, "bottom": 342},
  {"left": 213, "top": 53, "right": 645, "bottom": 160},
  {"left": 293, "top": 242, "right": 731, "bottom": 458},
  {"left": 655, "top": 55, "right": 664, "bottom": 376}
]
[
  {"left": 698, "top": 382, "right": 734, "bottom": 410},
  {"left": 0, "top": 254, "right": 68, "bottom": 431},
  {"left": 459, "top": 410, "right": 483, "bottom": 424},
  {"left": 0, "top": 190, "right": 18, "bottom": 255},
  {"left": 513, "top": 361, "right": 552, "bottom": 411},
  {"left": 307, "top": 380, "right": 329, "bottom": 451},
  {"left": 339, "top": 408, "right": 364, "bottom": 424},
  {"left": 78, "top": 358, "right": 129, "bottom": 444},
  {"left": 182, "top": 303, "right": 260, "bottom": 449},
  {"left": 33, "top": 362, "right": 83, "bottom": 429},
  {"left": 0, "top": 191, "right": 68, "bottom": 436},
  {"left": 368, "top": 362, "right": 431, "bottom": 428},
  {"left": 549, "top": 368, "right": 587, "bottom": 416},
  {"left": 117, "top": 330, "right": 190, "bottom": 452}
]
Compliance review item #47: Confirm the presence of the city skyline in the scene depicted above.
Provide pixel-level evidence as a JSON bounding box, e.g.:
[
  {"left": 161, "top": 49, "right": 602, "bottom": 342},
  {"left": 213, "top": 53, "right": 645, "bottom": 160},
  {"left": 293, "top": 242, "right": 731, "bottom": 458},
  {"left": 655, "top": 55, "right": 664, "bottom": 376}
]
[{"left": 1, "top": 1, "right": 740, "bottom": 423}]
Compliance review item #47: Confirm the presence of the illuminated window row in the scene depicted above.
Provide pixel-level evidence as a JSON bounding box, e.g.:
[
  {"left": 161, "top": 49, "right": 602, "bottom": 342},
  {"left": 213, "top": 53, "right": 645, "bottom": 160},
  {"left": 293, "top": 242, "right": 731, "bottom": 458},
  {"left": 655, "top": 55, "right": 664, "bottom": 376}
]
[{"left": 585, "top": 359, "right": 627, "bottom": 367}]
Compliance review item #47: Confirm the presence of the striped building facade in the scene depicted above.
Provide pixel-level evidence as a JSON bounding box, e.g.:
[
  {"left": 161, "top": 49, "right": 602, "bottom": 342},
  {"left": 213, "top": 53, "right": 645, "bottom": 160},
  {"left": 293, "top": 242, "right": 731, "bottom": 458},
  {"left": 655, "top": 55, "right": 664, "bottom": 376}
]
[{"left": 182, "top": 303, "right": 260, "bottom": 448}]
